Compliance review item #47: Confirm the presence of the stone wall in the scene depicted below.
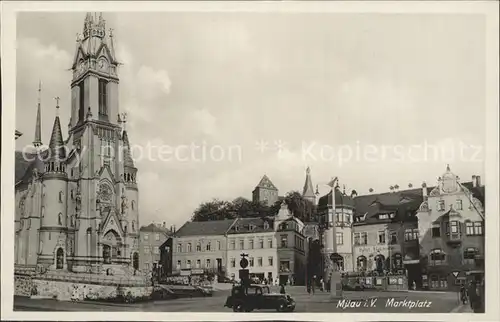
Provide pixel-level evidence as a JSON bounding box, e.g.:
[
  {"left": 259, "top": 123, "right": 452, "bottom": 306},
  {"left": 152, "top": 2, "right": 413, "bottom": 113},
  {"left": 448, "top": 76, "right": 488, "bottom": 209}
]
[
  {"left": 14, "top": 275, "right": 34, "bottom": 296},
  {"left": 31, "top": 279, "right": 153, "bottom": 301}
]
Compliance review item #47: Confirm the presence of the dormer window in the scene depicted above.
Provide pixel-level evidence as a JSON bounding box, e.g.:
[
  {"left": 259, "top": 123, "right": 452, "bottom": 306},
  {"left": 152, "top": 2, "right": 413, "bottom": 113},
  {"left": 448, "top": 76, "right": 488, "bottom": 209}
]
[
  {"left": 263, "top": 222, "right": 269, "bottom": 229},
  {"left": 249, "top": 224, "right": 255, "bottom": 231},
  {"left": 235, "top": 226, "right": 239, "bottom": 231},
  {"left": 456, "top": 199, "right": 463, "bottom": 210}
]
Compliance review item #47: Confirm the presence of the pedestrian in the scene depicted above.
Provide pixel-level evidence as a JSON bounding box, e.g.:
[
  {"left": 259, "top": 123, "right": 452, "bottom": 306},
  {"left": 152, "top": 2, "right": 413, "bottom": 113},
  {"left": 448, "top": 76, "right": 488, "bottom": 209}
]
[
  {"left": 280, "top": 284, "right": 286, "bottom": 294},
  {"left": 320, "top": 278, "right": 324, "bottom": 291},
  {"left": 459, "top": 284, "right": 467, "bottom": 304},
  {"left": 467, "top": 280, "right": 479, "bottom": 311},
  {"left": 311, "top": 276, "right": 316, "bottom": 294}
]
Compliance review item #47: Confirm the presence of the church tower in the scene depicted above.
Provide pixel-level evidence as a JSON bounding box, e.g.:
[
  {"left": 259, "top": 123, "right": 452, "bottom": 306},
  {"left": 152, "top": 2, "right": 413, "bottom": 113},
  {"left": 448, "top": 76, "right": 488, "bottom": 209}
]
[
  {"left": 67, "top": 12, "right": 140, "bottom": 274},
  {"left": 252, "top": 175, "right": 279, "bottom": 206},
  {"left": 302, "top": 166, "right": 316, "bottom": 204},
  {"left": 15, "top": 12, "right": 141, "bottom": 276}
]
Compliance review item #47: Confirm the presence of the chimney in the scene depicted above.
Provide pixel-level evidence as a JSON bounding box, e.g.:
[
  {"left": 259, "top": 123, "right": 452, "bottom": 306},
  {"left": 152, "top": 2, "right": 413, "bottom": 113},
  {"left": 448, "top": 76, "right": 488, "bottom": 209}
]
[
  {"left": 422, "top": 182, "right": 428, "bottom": 198},
  {"left": 476, "top": 176, "right": 481, "bottom": 187},
  {"left": 472, "top": 175, "right": 477, "bottom": 187},
  {"left": 350, "top": 190, "right": 358, "bottom": 198}
]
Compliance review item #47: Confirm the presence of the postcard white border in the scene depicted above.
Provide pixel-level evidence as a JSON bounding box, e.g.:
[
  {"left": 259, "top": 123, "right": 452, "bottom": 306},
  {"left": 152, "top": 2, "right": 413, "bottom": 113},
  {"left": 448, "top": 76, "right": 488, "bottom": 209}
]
[{"left": 1, "top": 1, "right": 499, "bottom": 321}]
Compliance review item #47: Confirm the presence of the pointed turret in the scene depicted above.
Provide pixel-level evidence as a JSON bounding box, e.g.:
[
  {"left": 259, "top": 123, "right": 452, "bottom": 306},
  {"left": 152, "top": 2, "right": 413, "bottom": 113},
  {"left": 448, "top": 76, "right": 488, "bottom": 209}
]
[
  {"left": 48, "top": 98, "right": 66, "bottom": 160},
  {"left": 122, "top": 130, "right": 135, "bottom": 168},
  {"left": 33, "top": 81, "right": 43, "bottom": 148},
  {"left": 302, "top": 166, "right": 315, "bottom": 202}
]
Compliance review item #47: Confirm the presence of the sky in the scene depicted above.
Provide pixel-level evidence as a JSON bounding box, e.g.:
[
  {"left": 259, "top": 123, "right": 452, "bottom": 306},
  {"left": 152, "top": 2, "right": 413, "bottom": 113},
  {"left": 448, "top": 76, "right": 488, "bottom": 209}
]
[{"left": 15, "top": 12, "right": 486, "bottom": 228}]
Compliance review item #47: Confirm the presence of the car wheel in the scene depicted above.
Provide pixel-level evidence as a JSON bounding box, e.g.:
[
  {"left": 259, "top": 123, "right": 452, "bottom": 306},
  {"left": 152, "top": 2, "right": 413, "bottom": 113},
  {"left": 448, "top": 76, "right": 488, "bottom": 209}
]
[
  {"left": 276, "top": 303, "right": 286, "bottom": 312},
  {"left": 233, "top": 303, "right": 244, "bottom": 312}
]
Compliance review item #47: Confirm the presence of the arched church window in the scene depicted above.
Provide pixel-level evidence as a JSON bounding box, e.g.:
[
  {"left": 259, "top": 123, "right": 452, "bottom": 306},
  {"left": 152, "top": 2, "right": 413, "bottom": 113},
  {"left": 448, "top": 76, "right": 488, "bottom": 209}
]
[
  {"left": 132, "top": 221, "right": 135, "bottom": 231},
  {"left": 56, "top": 248, "right": 64, "bottom": 269},
  {"left": 41, "top": 206, "right": 45, "bottom": 218},
  {"left": 58, "top": 213, "right": 63, "bottom": 225},
  {"left": 27, "top": 219, "right": 31, "bottom": 229},
  {"left": 71, "top": 190, "right": 74, "bottom": 200},
  {"left": 59, "top": 191, "right": 63, "bottom": 203},
  {"left": 131, "top": 201, "right": 135, "bottom": 210}
]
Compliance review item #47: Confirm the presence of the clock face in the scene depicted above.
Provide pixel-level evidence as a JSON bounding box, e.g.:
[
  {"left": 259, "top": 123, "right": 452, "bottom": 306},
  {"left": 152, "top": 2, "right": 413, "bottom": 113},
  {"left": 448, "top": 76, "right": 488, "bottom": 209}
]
[{"left": 98, "top": 59, "right": 108, "bottom": 71}]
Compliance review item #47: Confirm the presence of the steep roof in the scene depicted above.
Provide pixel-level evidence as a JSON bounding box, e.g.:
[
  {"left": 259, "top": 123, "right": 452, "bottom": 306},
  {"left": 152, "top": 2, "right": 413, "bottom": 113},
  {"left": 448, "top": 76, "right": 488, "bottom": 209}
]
[
  {"left": 174, "top": 219, "right": 236, "bottom": 237},
  {"left": 139, "top": 223, "right": 171, "bottom": 234},
  {"left": 227, "top": 217, "right": 274, "bottom": 235},
  {"left": 48, "top": 114, "right": 66, "bottom": 160},
  {"left": 350, "top": 180, "right": 485, "bottom": 225},
  {"left": 317, "top": 187, "right": 356, "bottom": 208},
  {"left": 254, "top": 175, "right": 278, "bottom": 191},
  {"left": 122, "top": 130, "right": 135, "bottom": 168},
  {"left": 15, "top": 150, "right": 47, "bottom": 186},
  {"left": 302, "top": 167, "right": 315, "bottom": 198}
]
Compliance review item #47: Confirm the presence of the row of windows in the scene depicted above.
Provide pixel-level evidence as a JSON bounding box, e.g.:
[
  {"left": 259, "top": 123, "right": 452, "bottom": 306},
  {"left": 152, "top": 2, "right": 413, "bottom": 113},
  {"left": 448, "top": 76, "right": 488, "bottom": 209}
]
[
  {"left": 436, "top": 199, "right": 464, "bottom": 211},
  {"left": 230, "top": 256, "right": 274, "bottom": 268},
  {"left": 143, "top": 233, "right": 162, "bottom": 241},
  {"left": 427, "top": 248, "right": 480, "bottom": 265},
  {"left": 143, "top": 246, "right": 160, "bottom": 254},
  {"left": 176, "top": 259, "right": 213, "bottom": 269},
  {"left": 229, "top": 238, "right": 272, "bottom": 250},
  {"left": 431, "top": 221, "right": 483, "bottom": 237},
  {"left": 353, "top": 231, "right": 398, "bottom": 246},
  {"left": 177, "top": 241, "right": 222, "bottom": 253}
]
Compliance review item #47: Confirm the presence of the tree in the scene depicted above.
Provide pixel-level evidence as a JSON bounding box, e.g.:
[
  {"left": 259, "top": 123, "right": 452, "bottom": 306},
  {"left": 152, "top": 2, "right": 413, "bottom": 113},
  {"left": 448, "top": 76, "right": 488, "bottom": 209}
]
[
  {"left": 191, "top": 198, "right": 270, "bottom": 222},
  {"left": 191, "top": 191, "right": 317, "bottom": 222},
  {"left": 228, "top": 197, "right": 269, "bottom": 218},
  {"left": 191, "top": 199, "right": 234, "bottom": 222},
  {"left": 268, "top": 191, "right": 316, "bottom": 222}
]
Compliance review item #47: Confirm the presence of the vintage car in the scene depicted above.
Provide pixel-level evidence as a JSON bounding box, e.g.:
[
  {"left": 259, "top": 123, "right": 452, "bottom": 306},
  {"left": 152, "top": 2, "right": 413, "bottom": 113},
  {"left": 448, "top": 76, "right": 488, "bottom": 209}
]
[{"left": 224, "top": 284, "right": 295, "bottom": 312}]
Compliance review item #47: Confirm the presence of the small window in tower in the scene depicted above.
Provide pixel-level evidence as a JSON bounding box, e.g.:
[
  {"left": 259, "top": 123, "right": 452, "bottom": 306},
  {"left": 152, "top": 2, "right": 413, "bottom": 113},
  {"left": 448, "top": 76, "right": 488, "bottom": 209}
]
[
  {"left": 59, "top": 191, "right": 63, "bottom": 203},
  {"left": 78, "top": 82, "right": 85, "bottom": 123},
  {"left": 98, "top": 79, "right": 108, "bottom": 120},
  {"left": 58, "top": 213, "right": 63, "bottom": 225}
]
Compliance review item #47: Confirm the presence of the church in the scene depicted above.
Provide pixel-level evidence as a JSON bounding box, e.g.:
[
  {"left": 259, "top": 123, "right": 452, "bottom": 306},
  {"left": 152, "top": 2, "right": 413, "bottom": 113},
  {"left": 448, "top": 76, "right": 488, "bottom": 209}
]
[{"left": 15, "top": 13, "right": 141, "bottom": 275}]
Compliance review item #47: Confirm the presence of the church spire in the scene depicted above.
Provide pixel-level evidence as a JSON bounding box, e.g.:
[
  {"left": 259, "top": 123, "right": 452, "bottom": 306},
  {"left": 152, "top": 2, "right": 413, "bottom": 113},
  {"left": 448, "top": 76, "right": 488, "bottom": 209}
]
[
  {"left": 48, "top": 97, "right": 66, "bottom": 160},
  {"left": 122, "top": 130, "right": 135, "bottom": 167},
  {"left": 302, "top": 166, "right": 315, "bottom": 199},
  {"left": 33, "top": 80, "right": 43, "bottom": 148}
]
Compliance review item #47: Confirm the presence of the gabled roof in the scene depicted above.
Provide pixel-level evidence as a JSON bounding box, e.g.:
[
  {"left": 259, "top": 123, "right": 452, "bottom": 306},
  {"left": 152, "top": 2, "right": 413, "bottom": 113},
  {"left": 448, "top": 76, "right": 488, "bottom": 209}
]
[
  {"left": 174, "top": 219, "right": 236, "bottom": 237},
  {"left": 254, "top": 175, "right": 278, "bottom": 191}
]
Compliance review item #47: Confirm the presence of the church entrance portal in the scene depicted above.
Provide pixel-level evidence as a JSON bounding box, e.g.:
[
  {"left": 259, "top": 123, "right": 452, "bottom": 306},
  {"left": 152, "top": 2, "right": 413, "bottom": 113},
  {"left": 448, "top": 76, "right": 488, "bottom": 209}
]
[{"left": 102, "top": 230, "right": 122, "bottom": 264}]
